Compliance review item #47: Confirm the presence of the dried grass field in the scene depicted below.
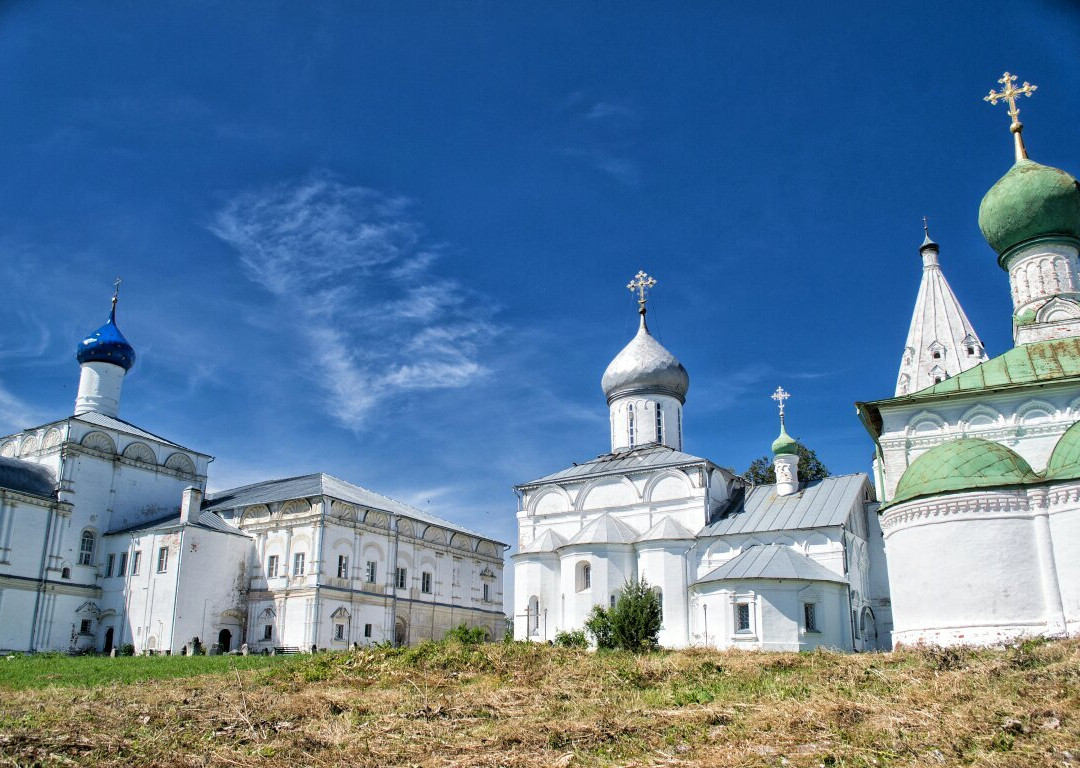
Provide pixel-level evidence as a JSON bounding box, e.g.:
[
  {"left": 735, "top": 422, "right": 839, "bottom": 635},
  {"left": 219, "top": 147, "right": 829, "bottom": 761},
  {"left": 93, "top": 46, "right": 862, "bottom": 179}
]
[{"left": 1, "top": 637, "right": 1078, "bottom": 767}]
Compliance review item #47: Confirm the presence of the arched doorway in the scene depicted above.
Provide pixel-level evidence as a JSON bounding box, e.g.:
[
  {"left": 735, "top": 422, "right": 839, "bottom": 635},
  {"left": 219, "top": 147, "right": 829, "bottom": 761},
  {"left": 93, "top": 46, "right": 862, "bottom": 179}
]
[
  {"left": 394, "top": 617, "right": 408, "bottom": 647},
  {"left": 103, "top": 627, "right": 114, "bottom": 654},
  {"left": 218, "top": 628, "right": 232, "bottom": 652}
]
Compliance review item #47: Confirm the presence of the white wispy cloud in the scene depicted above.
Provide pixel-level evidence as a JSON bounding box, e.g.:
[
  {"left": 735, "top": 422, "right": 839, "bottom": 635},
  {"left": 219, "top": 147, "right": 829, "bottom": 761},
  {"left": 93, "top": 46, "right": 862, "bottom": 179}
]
[
  {"left": 210, "top": 174, "right": 497, "bottom": 430},
  {"left": 558, "top": 97, "right": 641, "bottom": 186}
]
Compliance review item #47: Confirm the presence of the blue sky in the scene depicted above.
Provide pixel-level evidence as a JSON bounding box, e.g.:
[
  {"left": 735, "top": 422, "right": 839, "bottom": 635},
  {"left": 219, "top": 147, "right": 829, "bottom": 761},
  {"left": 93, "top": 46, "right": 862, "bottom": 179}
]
[{"left": 2, "top": 2, "right": 1079, "bottom": 611}]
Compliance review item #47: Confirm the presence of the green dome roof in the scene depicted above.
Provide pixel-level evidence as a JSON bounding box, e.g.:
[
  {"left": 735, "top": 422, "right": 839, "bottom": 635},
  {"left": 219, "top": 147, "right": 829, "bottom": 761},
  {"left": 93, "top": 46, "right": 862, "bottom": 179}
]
[
  {"left": 1045, "top": 420, "right": 1080, "bottom": 482},
  {"left": 892, "top": 438, "right": 1036, "bottom": 506},
  {"left": 771, "top": 425, "right": 798, "bottom": 456},
  {"left": 978, "top": 159, "right": 1080, "bottom": 261}
]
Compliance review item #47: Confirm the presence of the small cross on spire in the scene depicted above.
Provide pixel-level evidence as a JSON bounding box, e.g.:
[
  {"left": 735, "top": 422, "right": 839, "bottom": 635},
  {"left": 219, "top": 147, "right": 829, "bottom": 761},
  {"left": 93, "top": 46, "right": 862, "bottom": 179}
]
[
  {"left": 984, "top": 71, "right": 1037, "bottom": 161},
  {"left": 922, "top": 215, "right": 930, "bottom": 236},
  {"left": 771, "top": 386, "right": 790, "bottom": 423},
  {"left": 111, "top": 276, "right": 123, "bottom": 313},
  {"left": 626, "top": 270, "right": 657, "bottom": 315}
]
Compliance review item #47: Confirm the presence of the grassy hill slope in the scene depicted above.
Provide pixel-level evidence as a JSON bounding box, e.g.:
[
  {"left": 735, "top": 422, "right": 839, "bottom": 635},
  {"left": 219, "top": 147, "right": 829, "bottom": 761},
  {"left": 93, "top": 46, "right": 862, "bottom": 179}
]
[{"left": 1, "top": 637, "right": 1077, "bottom": 767}]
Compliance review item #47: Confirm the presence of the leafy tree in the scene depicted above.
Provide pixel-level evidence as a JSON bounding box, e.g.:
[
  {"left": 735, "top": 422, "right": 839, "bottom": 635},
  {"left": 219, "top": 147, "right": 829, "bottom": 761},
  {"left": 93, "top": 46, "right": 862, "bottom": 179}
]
[
  {"left": 584, "top": 604, "right": 615, "bottom": 650},
  {"left": 742, "top": 441, "right": 829, "bottom": 485},
  {"left": 444, "top": 623, "right": 487, "bottom": 644},
  {"left": 503, "top": 617, "right": 514, "bottom": 643},
  {"left": 609, "top": 577, "right": 662, "bottom": 652}
]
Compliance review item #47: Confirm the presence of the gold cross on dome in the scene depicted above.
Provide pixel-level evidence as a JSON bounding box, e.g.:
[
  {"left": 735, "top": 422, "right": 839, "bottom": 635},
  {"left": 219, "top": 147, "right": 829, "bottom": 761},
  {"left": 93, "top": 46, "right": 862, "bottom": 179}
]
[
  {"left": 984, "top": 71, "right": 1037, "bottom": 126},
  {"left": 771, "top": 386, "right": 790, "bottom": 417},
  {"left": 627, "top": 270, "right": 657, "bottom": 309}
]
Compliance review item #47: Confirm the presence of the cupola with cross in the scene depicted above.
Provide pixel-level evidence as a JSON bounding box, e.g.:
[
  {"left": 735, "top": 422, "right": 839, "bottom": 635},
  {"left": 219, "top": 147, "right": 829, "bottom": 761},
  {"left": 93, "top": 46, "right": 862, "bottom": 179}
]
[
  {"left": 601, "top": 271, "right": 689, "bottom": 452},
  {"left": 75, "top": 278, "right": 136, "bottom": 418},
  {"left": 978, "top": 72, "right": 1080, "bottom": 345},
  {"left": 770, "top": 387, "right": 800, "bottom": 496}
]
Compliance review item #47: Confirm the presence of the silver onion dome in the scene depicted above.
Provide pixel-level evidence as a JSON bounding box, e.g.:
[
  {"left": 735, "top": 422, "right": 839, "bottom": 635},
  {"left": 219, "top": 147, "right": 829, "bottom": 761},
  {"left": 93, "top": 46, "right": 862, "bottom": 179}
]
[{"left": 601, "top": 313, "right": 689, "bottom": 404}]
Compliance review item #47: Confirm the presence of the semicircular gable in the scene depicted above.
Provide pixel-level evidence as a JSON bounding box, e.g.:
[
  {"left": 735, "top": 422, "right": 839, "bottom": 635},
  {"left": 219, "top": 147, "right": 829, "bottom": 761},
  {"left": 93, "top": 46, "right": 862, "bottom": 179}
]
[
  {"left": 578, "top": 477, "right": 638, "bottom": 511},
  {"left": 0, "top": 441, "right": 14, "bottom": 458},
  {"left": 365, "top": 510, "right": 389, "bottom": 528},
  {"left": 42, "top": 428, "right": 63, "bottom": 450},
  {"left": 959, "top": 405, "right": 1003, "bottom": 432},
  {"left": 530, "top": 487, "right": 571, "bottom": 515},
  {"left": 907, "top": 411, "right": 946, "bottom": 436},
  {"left": 330, "top": 501, "right": 356, "bottom": 520},
  {"left": 423, "top": 526, "right": 446, "bottom": 544},
  {"left": 397, "top": 520, "right": 415, "bottom": 537},
  {"left": 280, "top": 500, "right": 311, "bottom": 517},
  {"left": 81, "top": 431, "right": 115, "bottom": 454},
  {"left": 477, "top": 540, "right": 498, "bottom": 557},
  {"left": 450, "top": 532, "right": 474, "bottom": 552},
  {"left": 646, "top": 471, "right": 692, "bottom": 503},
  {"left": 163, "top": 452, "right": 196, "bottom": 476},
  {"left": 122, "top": 441, "right": 157, "bottom": 464},
  {"left": 1016, "top": 399, "right": 1056, "bottom": 426},
  {"left": 242, "top": 504, "right": 271, "bottom": 523}
]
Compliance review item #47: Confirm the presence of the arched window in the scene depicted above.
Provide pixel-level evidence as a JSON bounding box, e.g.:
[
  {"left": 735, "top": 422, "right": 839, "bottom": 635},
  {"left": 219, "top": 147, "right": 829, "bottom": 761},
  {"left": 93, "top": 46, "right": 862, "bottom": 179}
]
[
  {"left": 655, "top": 405, "right": 664, "bottom": 444},
  {"left": 78, "top": 531, "right": 95, "bottom": 566},
  {"left": 652, "top": 587, "right": 663, "bottom": 616},
  {"left": 577, "top": 561, "right": 591, "bottom": 592},
  {"left": 627, "top": 404, "right": 635, "bottom": 449}
]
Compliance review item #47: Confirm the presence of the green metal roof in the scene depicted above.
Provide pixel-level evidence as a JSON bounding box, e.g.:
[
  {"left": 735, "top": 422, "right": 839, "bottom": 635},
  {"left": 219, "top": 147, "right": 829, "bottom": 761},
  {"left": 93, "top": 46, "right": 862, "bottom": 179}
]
[
  {"left": 1045, "top": 420, "right": 1080, "bottom": 482},
  {"left": 890, "top": 438, "right": 1037, "bottom": 506}
]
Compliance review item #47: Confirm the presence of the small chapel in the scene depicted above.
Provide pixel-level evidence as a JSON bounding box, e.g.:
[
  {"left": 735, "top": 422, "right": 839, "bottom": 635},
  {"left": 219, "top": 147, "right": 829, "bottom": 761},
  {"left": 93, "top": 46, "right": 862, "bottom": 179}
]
[{"left": 513, "top": 272, "right": 891, "bottom": 651}]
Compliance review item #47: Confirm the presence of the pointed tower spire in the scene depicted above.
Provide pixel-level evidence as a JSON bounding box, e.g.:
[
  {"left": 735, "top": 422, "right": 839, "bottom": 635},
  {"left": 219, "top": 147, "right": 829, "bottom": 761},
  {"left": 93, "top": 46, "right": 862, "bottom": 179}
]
[{"left": 895, "top": 222, "right": 988, "bottom": 395}]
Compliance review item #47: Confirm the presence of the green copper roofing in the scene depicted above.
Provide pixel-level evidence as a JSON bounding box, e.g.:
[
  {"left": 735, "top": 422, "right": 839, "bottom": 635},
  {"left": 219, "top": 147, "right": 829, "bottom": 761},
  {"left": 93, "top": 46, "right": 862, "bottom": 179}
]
[
  {"left": 856, "top": 338, "right": 1080, "bottom": 446},
  {"left": 891, "top": 438, "right": 1037, "bottom": 506},
  {"left": 771, "top": 424, "right": 798, "bottom": 455},
  {"left": 1045, "top": 421, "right": 1080, "bottom": 482},
  {"left": 919, "top": 337, "right": 1080, "bottom": 398},
  {"left": 978, "top": 159, "right": 1080, "bottom": 262}
]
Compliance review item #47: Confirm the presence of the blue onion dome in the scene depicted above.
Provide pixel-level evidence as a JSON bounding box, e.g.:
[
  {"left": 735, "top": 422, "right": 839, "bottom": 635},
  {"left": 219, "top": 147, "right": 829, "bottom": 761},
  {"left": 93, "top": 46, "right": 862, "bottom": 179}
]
[
  {"left": 601, "top": 313, "right": 689, "bottom": 404},
  {"left": 77, "top": 301, "right": 136, "bottom": 371}
]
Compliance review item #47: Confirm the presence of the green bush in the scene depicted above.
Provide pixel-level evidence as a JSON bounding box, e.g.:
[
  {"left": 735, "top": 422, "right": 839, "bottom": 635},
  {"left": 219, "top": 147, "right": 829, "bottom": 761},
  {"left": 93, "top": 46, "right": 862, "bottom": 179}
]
[
  {"left": 119, "top": 644, "right": 135, "bottom": 657},
  {"left": 444, "top": 623, "right": 487, "bottom": 645},
  {"left": 553, "top": 629, "right": 588, "bottom": 648},
  {"left": 584, "top": 604, "right": 614, "bottom": 650},
  {"left": 609, "top": 577, "right": 662, "bottom": 652}
]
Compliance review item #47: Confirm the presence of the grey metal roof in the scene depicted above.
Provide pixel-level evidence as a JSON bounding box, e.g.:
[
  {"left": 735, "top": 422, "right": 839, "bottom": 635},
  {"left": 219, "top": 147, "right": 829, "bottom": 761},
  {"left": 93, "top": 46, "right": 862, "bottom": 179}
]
[
  {"left": 566, "top": 513, "right": 639, "bottom": 545},
  {"left": 520, "top": 445, "right": 709, "bottom": 487},
  {"left": 204, "top": 473, "right": 503, "bottom": 544},
  {"left": 638, "top": 516, "right": 696, "bottom": 542},
  {"left": 106, "top": 510, "right": 250, "bottom": 539},
  {"left": 699, "top": 474, "right": 870, "bottom": 536},
  {"left": 0, "top": 457, "right": 56, "bottom": 498},
  {"left": 518, "top": 528, "right": 567, "bottom": 554},
  {"left": 695, "top": 544, "right": 846, "bottom": 585},
  {"left": 74, "top": 412, "right": 207, "bottom": 455}
]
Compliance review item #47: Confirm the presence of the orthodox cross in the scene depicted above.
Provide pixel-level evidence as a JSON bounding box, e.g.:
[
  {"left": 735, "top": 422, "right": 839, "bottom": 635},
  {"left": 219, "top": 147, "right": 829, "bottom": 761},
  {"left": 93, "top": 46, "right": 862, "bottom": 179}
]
[
  {"left": 112, "top": 276, "right": 123, "bottom": 307},
  {"left": 984, "top": 71, "right": 1037, "bottom": 125},
  {"left": 771, "top": 386, "right": 790, "bottom": 422},
  {"left": 626, "top": 270, "right": 657, "bottom": 312},
  {"left": 984, "top": 71, "right": 1037, "bottom": 161},
  {"left": 922, "top": 215, "right": 930, "bottom": 236}
]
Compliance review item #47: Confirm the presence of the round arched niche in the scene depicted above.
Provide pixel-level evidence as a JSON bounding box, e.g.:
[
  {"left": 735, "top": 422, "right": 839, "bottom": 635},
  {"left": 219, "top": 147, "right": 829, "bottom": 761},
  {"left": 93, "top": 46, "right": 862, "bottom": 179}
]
[
  {"left": 81, "top": 431, "right": 115, "bottom": 454},
  {"left": 164, "top": 452, "right": 196, "bottom": 476},
  {"left": 122, "top": 442, "right": 157, "bottom": 464}
]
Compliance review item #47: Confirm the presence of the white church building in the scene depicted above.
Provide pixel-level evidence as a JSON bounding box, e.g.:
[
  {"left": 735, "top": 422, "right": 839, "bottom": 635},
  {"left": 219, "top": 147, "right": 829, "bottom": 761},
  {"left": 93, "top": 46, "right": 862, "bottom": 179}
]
[
  {"left": 0, "top": 294, "right": 506, "bottom": 654},
  {"left": 513, "top": 274, "right": 891, "bottom": 651},
  {"left": 856, "top": 74, "right": 1080, "bottom": 647}
]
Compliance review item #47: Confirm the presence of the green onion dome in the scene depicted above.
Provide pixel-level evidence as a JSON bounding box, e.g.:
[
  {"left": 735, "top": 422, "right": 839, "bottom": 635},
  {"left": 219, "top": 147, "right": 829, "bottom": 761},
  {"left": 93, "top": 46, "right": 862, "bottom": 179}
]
[
  {"left": 978, "top": 159, "right": 1080, "bottom": 264},
  {"left": 891, "top": 438, "right": 1036, "bottom": 506},
  {"left": 771, "top": 424, "right": 798, "bottom": 456}
]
